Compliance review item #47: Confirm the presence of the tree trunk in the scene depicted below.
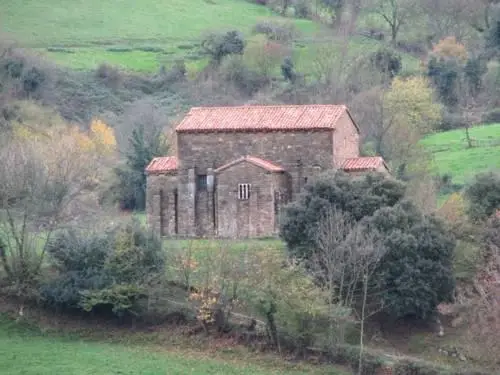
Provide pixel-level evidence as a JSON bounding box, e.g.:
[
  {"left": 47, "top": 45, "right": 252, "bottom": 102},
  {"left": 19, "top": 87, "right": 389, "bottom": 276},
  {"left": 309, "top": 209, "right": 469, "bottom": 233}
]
[
  {"left": 465, "top": 124, "right": 473, "bottom": 148},
  {"left": 358, "top": 275, "right": 368, "bottom": 375}
]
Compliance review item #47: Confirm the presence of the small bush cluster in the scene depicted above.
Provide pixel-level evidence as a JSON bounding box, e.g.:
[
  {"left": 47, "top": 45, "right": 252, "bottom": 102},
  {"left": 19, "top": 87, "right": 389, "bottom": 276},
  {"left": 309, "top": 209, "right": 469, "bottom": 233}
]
[
  {"left": 41, "top": 220, "right": 165, "bottom": 318},
  {"left": 252, "top": 21, "right": 299, "bottom": 43},
  {"left": 220, "top": 56, "right": 269, "bottom": 95}
]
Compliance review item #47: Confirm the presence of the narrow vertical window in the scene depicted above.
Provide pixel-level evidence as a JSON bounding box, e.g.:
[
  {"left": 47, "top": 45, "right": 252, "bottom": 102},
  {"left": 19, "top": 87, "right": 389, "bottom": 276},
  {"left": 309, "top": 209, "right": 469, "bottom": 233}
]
[{"left": 237, "top": 183, "right": 251, "bottom": 200}]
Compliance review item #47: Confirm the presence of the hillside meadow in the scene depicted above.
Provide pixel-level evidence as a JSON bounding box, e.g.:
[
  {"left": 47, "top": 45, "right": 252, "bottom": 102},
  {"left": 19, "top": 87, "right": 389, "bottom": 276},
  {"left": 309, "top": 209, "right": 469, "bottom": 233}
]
[
  {"left": 421, "top": 123, "right": 500, "bottom": 186},
  {"left": 0, "top": 0, "right": 420, "bottom": 73}
]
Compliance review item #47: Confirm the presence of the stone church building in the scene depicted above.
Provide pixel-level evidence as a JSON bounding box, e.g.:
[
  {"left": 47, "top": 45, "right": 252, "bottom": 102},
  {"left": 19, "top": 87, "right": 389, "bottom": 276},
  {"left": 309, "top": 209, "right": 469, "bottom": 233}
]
[{"left": 146, "top": 104, "right": 388, "bottom": 238}]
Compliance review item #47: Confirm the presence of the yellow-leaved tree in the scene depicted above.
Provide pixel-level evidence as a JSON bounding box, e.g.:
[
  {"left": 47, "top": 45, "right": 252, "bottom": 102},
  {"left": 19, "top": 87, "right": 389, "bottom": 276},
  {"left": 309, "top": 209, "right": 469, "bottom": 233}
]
[{"left": 382, "top": 76, "right": 442, "bottom": 174}]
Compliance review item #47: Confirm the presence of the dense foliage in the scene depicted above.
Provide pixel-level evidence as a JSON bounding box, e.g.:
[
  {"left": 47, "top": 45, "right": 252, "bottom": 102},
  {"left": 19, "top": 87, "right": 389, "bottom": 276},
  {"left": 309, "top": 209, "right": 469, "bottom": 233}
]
[
  {"left": 465, "top": 171, "right": 500, "bottom": 222},
  {"left": 280, "top": 172, "right": 456, "bottom": 319},
  {"left": 113, "top": 124, "right": 168, "bottom": 210},
  {"left": 41, "top": 220, "right": 165, "bottom": 317}
]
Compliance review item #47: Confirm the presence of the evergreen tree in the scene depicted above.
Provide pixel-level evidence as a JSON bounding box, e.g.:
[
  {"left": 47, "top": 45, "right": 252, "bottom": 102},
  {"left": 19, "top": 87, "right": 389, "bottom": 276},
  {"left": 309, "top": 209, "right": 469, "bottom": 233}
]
[{"left": 113, "top": 125, "right": 168, "bottom": 211}]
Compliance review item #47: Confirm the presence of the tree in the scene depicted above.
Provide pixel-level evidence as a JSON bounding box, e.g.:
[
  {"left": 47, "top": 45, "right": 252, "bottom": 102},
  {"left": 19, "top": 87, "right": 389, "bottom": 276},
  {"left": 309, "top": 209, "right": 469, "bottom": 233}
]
[
  {"left": 281, "top": 56, "right": 296, "bottom": 82},
  {"left": 419, "top": 0, "right": 475, "bottom": 43},
  {"left": 372, "top": 0, "right": 417, "bottom": 44},
  {"left": 381, "top": 76, "right": 441, "bottom": 169},
  {"left": 281, "top": 171, "right": 406, "bottom": 258},
  {"left": 243, "top": 35, "right": 289, "bottom": 79},
  {"left": 310, "top": 208, "right": 385, "bottom": 375},
  {"left": 0, "top": 118, "right": 115, "bottom": 306},
  {"left": 113, "top": 124, "right": 168, "bottom": 211},
  {"left": 320, "top": 0, "right": 346, "bottom": 28},
  {"left": 368, "top": 47, "right": 402, "bottom": 81},
  {"left": 201, "top": 30, "right": 245, "bottom": 65},
  {"left": 280, "top": 171, "right": 455, "bottom": 320},
  {"left": 485, "top": 5, "right": 500, "bottom": 57},
  {"left": 465, "top": 172, "right": 500, "bottom": 222}
]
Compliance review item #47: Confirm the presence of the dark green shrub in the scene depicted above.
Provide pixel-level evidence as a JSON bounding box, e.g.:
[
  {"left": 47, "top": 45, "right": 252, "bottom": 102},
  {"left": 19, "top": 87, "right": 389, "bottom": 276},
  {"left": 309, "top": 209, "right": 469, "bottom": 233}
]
[
  {"left": 464, "top": 171, "right": 500, "bottom": 221},
  {"left": 281, "top": 56, "right": 296, "bottom": 82},
  {"left": 369, "top": 47, "right": 402, "bottom": 79},
  {"left": 280, "top": 171, "right": 406, "bottom": 256},
  {"left": 220, "top": 56, "right": 268, "bottom": 95},
  {"left": 105, "top": 47, "right": 133, "bottom": 53},
  {"left": 41, "top": 220, "right": 165, "bottom": 317},
  {"left": 176, "top": 44, "right": 195, "bottom": 50},
  {"left": 280, "top": 172, "right": 455, "bottom": 320},
  {"left": 136, "top": 46, "right": 164, "bottom": 53},
  {"left": 294, "top": 0, "right": 311, "bottom": 18},
  {"left": 201, "top": 30, "right": 245, "bottom": 64},
  {"left": 95, "top": 63, "right": 123, "bottom": 89}
]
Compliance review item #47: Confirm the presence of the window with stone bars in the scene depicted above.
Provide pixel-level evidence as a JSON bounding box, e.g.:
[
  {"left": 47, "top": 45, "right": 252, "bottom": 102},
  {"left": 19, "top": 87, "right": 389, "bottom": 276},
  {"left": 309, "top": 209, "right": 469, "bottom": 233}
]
[{"left": 237, "top": 183, "right": 251, "bottom": 200}]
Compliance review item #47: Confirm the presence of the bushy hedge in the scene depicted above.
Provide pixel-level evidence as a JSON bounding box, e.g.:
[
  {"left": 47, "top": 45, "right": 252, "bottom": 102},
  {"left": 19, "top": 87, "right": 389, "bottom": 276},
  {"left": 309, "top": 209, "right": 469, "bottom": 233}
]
[{"left": 41, "top": 220, "right": 165, "bottom": 317}]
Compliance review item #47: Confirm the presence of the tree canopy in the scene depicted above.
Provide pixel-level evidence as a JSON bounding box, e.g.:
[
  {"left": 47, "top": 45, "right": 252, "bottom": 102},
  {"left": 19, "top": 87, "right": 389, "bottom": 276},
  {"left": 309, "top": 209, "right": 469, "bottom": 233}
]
[{"left": 280, "top": 172, "right": 456, "bottom": 319}]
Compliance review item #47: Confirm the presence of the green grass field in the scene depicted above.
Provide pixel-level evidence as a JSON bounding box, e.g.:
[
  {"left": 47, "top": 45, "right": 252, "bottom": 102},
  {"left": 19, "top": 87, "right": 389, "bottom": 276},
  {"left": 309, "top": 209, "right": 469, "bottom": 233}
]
[
  {"left": 421, "top": 123, "right": 500, "bottom": 186},
  {"left": 0, "top": 0, "right": 419, "bottom": 73},
  {"left": 0, "top": 315, "right": 344, "bottom": 375}
]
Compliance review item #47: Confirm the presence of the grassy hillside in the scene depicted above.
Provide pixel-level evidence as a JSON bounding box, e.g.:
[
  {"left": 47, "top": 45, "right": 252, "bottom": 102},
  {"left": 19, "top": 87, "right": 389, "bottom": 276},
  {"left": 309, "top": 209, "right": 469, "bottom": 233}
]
[
  {"left": 421, "top": 123, "right": 500, "bottom": 186},
  {"left": 0, "top": 315, "right": 343, "bottom": 375},
  {"left": 0, "top": 0, "right": 419, "bottom": 73}
]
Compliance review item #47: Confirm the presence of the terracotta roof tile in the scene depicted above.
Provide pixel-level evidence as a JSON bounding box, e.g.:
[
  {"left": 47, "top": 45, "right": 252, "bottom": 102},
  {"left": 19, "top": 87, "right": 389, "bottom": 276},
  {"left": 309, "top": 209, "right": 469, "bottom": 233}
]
[
  {"left": 215, "top": 156, "right": 284, "bottom": 173},
  {"left": 342, "top": 157, "right": 388, "bottom": 172},
  {"left": 145, "top": 156, "right": 178, "bottom": 174},
  {"left": 175, "top": 105, "right": 354, "bottom": 133}
]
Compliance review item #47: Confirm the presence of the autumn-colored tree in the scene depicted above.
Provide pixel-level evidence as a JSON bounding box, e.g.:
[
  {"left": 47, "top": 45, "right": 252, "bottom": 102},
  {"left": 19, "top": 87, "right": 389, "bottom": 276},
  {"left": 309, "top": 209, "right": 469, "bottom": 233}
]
[
  {"left": 382, "top": 76, "right": 441, "bottom": 173},
  {"left": 432, "top": 36, "right": 468, "bottom": 63},
  {"left": 0, "top": 113, "right": 116, "bottom": 308}
]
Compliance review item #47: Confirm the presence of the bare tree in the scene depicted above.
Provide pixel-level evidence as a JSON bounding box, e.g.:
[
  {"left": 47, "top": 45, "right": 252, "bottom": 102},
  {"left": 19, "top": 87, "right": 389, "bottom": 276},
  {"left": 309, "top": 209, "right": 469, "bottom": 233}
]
[
  {"left": 420, "top": 0, "right": 475, "bottom": 43},
  {"left": 0, "top": 127, "right": 103, "bottom": 310},
  {"left": 310, "top": 208, "right": 386, "bottom": 375},
  {"left": 371, "top": 0, "right": 417, "bottom": 44}
]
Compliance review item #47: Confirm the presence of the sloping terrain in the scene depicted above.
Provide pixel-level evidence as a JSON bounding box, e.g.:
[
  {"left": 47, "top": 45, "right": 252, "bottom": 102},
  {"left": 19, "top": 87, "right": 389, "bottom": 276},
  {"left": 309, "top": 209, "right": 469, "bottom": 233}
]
[
  {"left": 421, "top": 123, "right": 500, "bottom": 186},
  {"left": 0, "top": 0, "right": 419, "bottom": 72}
]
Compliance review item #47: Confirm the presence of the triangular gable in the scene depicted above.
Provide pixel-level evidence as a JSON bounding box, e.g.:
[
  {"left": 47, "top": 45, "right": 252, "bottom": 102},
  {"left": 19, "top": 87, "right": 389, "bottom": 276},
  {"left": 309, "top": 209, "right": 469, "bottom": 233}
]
[{"left": 214, "top": 156, "right": 284, "bottom": 174}]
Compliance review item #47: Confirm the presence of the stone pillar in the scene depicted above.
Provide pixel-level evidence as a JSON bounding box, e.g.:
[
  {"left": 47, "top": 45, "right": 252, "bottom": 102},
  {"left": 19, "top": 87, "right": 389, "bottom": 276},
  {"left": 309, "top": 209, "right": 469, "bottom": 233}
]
[
  {"left": 187, "top": 168, "right": 196, "bottom": 236},
  {"left": 207, "top": 168, "right": 216, "bottom": 236}
]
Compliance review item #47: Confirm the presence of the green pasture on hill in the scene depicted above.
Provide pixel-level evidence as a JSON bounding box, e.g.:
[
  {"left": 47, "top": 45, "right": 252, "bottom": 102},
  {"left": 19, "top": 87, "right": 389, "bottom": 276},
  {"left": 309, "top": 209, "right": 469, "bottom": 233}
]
[
  {"left": 421, "top": 123, "right": 500, "bottom": 186},
  {"left": 0, "top": 315, "right": 344, "bottom": 375},
  {"left": 0, "top": 0, "right": 419, "bottom": 73}
]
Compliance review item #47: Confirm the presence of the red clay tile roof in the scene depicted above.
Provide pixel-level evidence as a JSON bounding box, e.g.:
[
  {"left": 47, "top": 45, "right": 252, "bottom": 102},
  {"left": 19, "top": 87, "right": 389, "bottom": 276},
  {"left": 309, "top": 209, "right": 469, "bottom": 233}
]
[
  {"left": 145, "top": 156, "right": 178, "bottom": 174},
  {"left": 215, "top": 156, "right": 284, "bottom": 173},
  {"left": 342, "top": 157, "right": 388, "bottom": 172},
  {"left": 175, "top": 105, "right": 358, "bottom": 133}
]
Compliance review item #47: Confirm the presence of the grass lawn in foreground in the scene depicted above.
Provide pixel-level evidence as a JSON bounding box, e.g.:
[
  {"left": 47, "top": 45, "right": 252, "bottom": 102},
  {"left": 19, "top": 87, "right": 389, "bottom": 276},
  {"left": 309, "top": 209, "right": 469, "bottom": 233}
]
[
  {"left": 421, "top": 123, "right": 500, "bottom": 186},
  {"left": 0, "top": 315, "right": 345, "bottom": 375}
]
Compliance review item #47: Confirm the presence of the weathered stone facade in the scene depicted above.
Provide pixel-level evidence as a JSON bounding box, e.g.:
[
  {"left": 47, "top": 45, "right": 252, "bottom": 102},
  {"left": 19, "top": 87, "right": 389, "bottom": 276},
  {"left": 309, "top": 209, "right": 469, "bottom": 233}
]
[{"left": 146, "top": 105, "right": 388, "bottom": 238}]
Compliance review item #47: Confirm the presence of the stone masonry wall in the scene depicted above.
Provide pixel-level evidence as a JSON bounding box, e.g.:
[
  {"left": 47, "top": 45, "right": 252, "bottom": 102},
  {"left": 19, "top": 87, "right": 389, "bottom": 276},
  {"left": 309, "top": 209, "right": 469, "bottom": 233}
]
[
  {"left": 332, "top": 112, "right": 360, "bottom": 168},
  {"left": 216, "top": 162, "right": 288, "bottom": 238},
  {"left": 177, "top": 130, "right": 334, "bottom": 199},
  {"left": 146, "top": 173, "right": 178, "bottom": 236}
]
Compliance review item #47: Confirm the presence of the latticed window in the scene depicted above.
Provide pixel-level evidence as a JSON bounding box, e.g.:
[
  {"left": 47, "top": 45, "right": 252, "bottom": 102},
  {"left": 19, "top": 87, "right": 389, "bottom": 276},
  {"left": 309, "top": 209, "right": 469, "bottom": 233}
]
[
  {"left": 238, "top": 183, "right": 251, "bottom": 200},
  {"left": 196, "top": 175, "right": 207, "bottom": 190}
]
